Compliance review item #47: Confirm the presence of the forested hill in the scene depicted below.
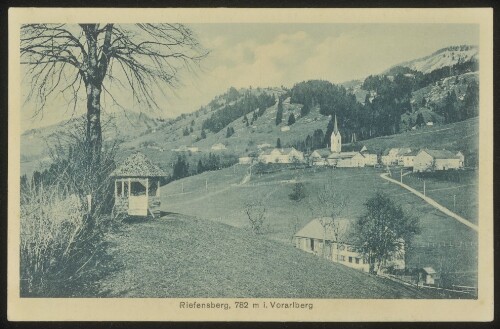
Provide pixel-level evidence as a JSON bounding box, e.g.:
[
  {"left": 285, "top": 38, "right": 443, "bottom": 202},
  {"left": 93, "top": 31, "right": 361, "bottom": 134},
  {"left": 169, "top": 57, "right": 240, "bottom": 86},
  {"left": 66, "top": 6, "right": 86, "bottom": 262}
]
[{"left": 21, "top": 45, "right": 480, "bottom": 178}]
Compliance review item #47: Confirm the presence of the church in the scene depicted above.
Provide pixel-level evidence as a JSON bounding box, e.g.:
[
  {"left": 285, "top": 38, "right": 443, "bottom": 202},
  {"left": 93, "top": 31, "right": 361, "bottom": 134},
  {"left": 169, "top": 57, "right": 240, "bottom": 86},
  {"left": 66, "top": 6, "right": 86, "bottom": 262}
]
[
  {"left": 330, "top": 114, "right": 342, "bottom": 153},
  {"left": 326, "top": 115, "right": 366, "bottom": 168}
]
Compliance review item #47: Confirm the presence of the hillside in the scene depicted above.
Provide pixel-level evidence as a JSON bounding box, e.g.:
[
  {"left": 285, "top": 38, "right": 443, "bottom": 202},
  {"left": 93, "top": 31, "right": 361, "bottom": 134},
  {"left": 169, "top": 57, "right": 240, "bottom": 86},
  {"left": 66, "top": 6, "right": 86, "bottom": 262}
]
[
  {"left": 357, "top": 117, "right": 478, "bottom": 165},
  {"left": 20, "top": 44, "right": 480, "bottom": 179},
  {"left": 391, "top": 45, "right": 478, "bottom": 74},
  {"left": 98, "top": 213, "right": 448, "bottom": 298},
  {"left": 21, "top": 110, "right": 164, "bottom": 176}
]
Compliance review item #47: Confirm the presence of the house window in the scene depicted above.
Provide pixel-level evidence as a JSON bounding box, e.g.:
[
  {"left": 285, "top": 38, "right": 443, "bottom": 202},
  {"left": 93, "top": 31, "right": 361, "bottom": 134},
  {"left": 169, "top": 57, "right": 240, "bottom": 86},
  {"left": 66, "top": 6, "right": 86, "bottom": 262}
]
[
  {"left": 116, "top": 181, "right": 123, "bottom": 197},
  {"left": 339, "top": 255, "right": 345, "bottom": 262},
  {"left": 349, "top": 256, "right": 353, "bottom": 263},
  {"left": 310, "top": 239, "right": 315, "bottom": 251},
  {"left": 123, "top": 181, "right": 129, "bottom": 196},
  {"left": 355, "top": 258, "right": 360, "bottom": 264}
]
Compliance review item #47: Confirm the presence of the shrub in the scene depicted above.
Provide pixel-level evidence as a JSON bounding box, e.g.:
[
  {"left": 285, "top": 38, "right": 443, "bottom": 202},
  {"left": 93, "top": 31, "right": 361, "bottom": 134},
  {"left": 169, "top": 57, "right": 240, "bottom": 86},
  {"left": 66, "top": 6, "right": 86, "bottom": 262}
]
[
  {"left": 20, "top": 122, "right": 117, "bottom": 296},
  {"left": 289, "top": 182, "right": 306, "bottom": 202}
]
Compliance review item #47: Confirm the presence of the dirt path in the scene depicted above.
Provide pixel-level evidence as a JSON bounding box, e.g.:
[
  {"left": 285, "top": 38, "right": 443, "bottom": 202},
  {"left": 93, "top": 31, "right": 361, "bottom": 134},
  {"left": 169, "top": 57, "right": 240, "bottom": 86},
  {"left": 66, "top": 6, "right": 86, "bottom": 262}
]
[{"left": 380, "top": 173, "right": 478, "bottom": 232}]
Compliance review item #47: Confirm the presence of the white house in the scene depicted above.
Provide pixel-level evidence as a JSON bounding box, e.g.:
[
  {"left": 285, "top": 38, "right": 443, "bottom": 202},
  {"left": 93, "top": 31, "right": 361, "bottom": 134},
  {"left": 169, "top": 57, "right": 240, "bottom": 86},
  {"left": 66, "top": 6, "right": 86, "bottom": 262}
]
[
  {"left": 211, "top": 143, "right": 226, "bottom": 151},
  {"left": 293, "top": 218, "right": 405, "bottom": 273},
  {"left": 413, "top": 149, "right": 463, "bottom": 172},
  {"left": 397, "top": 148, "right": 413, "bottom": 166},
  {"left": 402, "top": 150, "right": 419, "bottom": 168},
  {"left": 280, "top": 126, "right": 291, "bottom": 132},
  {"left": 360, "top": 148, "right": 378, "bottom": 166},
  {"left": 327, "top": 152, "right": 365, "bottom": 168},
  {"left": 309, "top": 149, "right": 331, "bottom": 166},
  {"left": 341, "top": 144, "right": 378, "bottom": 167},
  {"left": 238, "top": 156, "right": 254, "bottom": 165},
  {"left": 258, "top": 147, "right": 304, "bottom": 164},
  {"left": 456, "top": 151, "right": 465, "bottom": 167},
  {"left": 381, "top": 148, "right": 411, "bottom": 166}
]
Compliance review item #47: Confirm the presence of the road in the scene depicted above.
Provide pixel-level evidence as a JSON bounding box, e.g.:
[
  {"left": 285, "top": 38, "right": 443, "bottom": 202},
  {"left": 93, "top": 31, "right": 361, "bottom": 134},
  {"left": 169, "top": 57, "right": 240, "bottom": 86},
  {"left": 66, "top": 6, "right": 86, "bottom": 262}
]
[{"left": 380, "top": 173, "right": 478, "bottom": 232}]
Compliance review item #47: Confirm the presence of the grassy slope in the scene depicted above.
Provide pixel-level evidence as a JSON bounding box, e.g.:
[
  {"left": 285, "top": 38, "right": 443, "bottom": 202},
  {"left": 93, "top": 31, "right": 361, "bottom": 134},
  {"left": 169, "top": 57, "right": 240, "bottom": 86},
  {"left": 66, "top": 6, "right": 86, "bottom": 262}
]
[
  {"left": 160, "top": 165, "right": 478, "bottom": 286},
  {"left": 359, "top": 117, "right": 478, "bottom": 158},
  {"left": 99, "top": 214, "right": 445, "bottom": 298}
]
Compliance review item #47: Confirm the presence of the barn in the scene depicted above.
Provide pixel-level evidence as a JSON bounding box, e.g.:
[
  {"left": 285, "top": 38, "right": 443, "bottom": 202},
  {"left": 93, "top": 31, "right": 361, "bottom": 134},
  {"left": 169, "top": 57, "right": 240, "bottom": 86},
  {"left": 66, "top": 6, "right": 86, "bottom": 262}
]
[
  {"left": 413, "top": 149, "right": 463, "bottom": 172},
  {"left": 111, "top": 152, "right": 167, "bottom": 218}
]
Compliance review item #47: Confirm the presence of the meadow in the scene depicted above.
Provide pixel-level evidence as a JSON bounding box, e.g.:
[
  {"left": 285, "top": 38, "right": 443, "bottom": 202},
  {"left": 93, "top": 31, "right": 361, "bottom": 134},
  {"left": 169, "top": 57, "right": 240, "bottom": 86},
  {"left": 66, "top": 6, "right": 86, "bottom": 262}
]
[
  {"left": 98, "top": 214, "right": 449, "bottom": 298},
  {"left": 161, "top": 165, "right": 478, "bottom": 287}
]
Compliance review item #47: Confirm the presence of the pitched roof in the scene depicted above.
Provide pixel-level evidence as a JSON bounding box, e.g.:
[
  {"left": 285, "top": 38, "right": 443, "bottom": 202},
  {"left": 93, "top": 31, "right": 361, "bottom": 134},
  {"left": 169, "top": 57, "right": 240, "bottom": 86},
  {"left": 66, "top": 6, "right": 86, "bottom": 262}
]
[
  {"left": 422, "top": 267, "right": 436, "bottom": 274},
  {"left": 294, "top": 218, "right": 354, "bottom": 243},
  {"left": 111, "top": 152, "right": 167, "bottom": 177},
  {"left": 341, "top": 144, "right": 365, "bottom": 152},
  {"left": 311, "top": 149, "right": 331, "bottom": 158},
  {"left": 327, "top": 152, "right": 361, "bottom": 159},
  {"left": 421, "top": 149, "right": 461, "bottom": 159},
  {"left": 397, "top": 148, "right": 412, "bottom": 156},
  {"left": 405, "top": 150, "right": 420, "bottom": 156}
]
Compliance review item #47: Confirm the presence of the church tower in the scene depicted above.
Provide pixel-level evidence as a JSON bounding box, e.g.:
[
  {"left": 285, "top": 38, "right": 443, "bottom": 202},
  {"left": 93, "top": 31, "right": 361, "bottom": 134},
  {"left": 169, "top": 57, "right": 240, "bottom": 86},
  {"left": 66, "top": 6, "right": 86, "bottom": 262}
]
[{"left": 330, "top": 115, "right": 342, "bottom": 153}]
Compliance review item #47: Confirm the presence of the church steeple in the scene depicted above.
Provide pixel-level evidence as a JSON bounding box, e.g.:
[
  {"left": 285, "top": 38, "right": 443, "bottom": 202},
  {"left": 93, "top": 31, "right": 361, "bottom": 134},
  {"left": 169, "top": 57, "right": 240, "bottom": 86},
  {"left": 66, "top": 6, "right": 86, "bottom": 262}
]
[
  {"left": 330, "top": 114, "right": 342, "bottom": 153},
  {"left": 333, "top": 114, "right": 339, "bottom": 135}
]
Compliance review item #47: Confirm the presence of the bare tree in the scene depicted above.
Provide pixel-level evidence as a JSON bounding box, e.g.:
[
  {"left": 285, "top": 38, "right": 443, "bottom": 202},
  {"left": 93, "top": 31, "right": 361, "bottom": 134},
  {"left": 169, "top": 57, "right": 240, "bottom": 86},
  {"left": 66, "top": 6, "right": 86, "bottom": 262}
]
[
  {"left": 244, "top": 201, "right": 267, "bottom": 234},
  {"left": 306, "top": 179, "right": 348, "bottom": 259},
  {"left": 21, "top": 23, "right": 207, "bottom": 164}
]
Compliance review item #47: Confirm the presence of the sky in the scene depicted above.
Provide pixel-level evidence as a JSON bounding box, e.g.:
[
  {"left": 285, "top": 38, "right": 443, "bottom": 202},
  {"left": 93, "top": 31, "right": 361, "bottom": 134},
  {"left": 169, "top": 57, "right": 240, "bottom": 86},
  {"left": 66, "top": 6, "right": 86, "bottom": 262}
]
[{"left": 20, "top": 23, "right": 478, "bottom": 132}]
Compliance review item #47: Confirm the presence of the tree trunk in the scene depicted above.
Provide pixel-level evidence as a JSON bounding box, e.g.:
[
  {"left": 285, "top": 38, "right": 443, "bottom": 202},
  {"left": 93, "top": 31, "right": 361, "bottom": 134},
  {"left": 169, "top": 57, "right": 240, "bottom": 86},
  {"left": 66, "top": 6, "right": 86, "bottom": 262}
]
[{"left": 86, "top": 83, "right": 102, "bottom": 164}]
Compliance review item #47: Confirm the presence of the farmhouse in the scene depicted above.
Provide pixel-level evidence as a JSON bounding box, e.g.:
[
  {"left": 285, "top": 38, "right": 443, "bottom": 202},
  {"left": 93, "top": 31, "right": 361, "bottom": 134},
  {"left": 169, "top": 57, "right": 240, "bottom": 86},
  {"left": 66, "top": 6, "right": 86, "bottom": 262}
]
[
  {"left": 258, "top": 147, "right": 305, "bottom": 164},
  {"left": 309, "top": 149, "right": 331, "bottom": 166},
  {"left": 327, "top": 152, "right": 365, "bottom": 168},
  {"left": 381, "top": 148, "right": 412, "bottom": 166},
  {"left": 211, "top": 143, "right": 226, "bottom": 151},
  {"left": 293, "top": 218, "right": 405, "bottom": 273},
  {"left": 402, "top": 150, "right": 419, "bottom": 168},
  {"left": 362, "top": 149, "right": 378, "bottom": 166},
  {"left": 111, "top": 152, "right": 167, "bottom": 218},
  {"left": 342, "top": 144, "right": 378, "bottom": 167},
  {"left": 413, "top": 149, "right": 463, "bottom": 172}
]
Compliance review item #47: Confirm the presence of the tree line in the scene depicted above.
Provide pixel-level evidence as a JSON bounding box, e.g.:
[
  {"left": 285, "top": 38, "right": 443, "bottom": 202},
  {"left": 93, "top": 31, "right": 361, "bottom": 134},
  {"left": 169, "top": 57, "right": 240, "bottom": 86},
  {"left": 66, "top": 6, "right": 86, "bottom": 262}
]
[
  {"left": 202, "top": 90, "right": 275, "bottom": 133},
  {"left": 287, "top": 60, "right": 479, "bottom": 144}
]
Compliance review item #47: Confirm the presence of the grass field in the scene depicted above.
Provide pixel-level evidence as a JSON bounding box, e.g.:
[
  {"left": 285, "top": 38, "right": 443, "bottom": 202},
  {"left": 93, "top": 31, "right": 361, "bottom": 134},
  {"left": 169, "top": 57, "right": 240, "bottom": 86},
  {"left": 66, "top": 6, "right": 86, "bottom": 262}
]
[
  {"left": 161, "top": 165, "right": 478, "bottom": 287},
  {"left": 401, "top": 170, "right": 478, "bottom": 224},
  {"left": 98, "top": 214, "right": 450, "bottom": 298}
]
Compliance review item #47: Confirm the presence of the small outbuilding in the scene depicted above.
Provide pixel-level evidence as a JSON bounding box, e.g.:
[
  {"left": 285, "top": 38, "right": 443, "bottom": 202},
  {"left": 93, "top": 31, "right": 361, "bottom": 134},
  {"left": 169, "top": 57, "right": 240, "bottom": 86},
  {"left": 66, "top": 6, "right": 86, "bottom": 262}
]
[
  {"left": 111, "top": 152, "right": 167, "bottom": 218},
  {"left": 419, "top": 267, "right": 437, "bottom": 286}
]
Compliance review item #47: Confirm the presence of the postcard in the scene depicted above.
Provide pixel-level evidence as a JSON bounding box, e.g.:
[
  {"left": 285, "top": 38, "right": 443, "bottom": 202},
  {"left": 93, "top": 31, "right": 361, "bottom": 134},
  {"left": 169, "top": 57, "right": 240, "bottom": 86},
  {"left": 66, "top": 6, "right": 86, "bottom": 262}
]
[{"left": 8, "top": 7, "right": 493, "bottom": 321}]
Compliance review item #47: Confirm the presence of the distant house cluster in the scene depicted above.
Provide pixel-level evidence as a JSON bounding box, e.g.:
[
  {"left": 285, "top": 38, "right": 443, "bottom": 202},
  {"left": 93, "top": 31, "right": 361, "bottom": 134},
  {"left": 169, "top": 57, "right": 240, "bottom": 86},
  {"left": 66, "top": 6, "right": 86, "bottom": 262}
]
[
  {"left": 258, "top": 147, "right": 305, "bottom": 164},
  {"left": 293, "top": 218, "right": 405, "bottom": 273},
  {"left": 237, "top": 115, "right": 465, "bottom": 172}
]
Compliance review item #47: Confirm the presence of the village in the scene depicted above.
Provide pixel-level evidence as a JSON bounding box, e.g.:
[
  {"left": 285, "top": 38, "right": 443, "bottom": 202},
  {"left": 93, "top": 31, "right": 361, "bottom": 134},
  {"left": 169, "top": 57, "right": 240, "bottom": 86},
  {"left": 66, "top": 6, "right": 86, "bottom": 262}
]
[
  {"left": 240, "top": 115, "right": 465, "bottom": 172},
  {"left": 105, "top": 114, "right": 472, "bottom": 293}
]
